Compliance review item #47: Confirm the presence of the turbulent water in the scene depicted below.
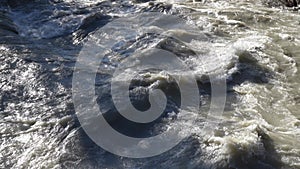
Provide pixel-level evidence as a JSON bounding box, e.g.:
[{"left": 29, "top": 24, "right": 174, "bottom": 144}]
[{"left": 0, "top": 0, "right": 300, "bottom": 168}]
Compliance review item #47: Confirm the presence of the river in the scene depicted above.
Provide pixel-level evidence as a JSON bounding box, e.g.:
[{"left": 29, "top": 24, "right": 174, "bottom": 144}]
[{"left": 0, "top": 0, "right": 299, "bottom": 168}]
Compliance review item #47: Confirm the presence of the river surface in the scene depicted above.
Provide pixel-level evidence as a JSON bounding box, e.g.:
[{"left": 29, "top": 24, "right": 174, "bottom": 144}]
[{"left": 0, "top": 0, "right": 299, "bottom": 169}]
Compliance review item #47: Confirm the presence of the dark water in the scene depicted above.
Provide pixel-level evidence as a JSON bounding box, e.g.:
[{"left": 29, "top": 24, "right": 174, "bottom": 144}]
[{"left": 0, "top": 0, "right": 299, "bottom": 168}]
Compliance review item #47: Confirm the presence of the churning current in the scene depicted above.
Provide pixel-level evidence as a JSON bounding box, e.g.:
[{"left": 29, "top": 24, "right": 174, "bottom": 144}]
[{"left": 0, "top": 0, "right": 299, "bottom": 169}]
